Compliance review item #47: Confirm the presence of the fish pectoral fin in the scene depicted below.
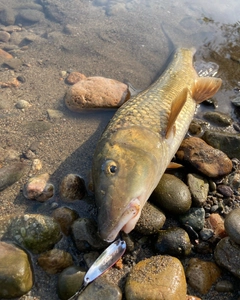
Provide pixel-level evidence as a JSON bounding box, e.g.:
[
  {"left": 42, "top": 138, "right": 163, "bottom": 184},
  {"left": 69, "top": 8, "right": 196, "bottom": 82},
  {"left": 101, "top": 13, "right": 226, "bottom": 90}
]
[
  {"left": 192, "top": 77, "right": 222, "bottom": 104},
  {"left": 165, "top": 87, "right": 188, "bottom": 139}
]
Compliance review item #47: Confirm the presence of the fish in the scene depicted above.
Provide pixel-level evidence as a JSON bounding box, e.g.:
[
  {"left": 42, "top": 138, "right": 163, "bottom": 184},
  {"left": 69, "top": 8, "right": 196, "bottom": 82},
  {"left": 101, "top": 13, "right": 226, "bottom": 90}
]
[{"left": 92, "top": 48, "right": 222, "bottom": 242}]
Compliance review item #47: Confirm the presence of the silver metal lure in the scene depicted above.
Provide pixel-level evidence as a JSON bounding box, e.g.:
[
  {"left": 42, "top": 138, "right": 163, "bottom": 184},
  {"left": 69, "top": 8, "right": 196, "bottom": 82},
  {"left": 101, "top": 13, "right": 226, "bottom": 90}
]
[{"left": 68, "top": 238, "right": 126, "bottom": 300}]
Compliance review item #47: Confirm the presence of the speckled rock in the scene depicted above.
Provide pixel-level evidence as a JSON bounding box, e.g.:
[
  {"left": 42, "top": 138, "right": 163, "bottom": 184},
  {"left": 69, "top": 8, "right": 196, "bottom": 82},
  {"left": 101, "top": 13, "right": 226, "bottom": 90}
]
[
  {"left": 207, "top": 213, "right": 227, "bottom": 239},
  {"left": 203, "top": 111, "right": 232, "bottom": 126},
  {"left": 59, "top": 174, "right": 86, "bottom": 201},
  {"left": 214, "top": 237, "right": 240, "bottom": 279},
  {"left": 224, "top": 208, "right": 240, "bottom": 244},
  {"left": 23, "top": 173, "right": 54, "bottom": 202},
  {"left": 151, "top": 173, "right": 192, "bottom": 214},
  {"left": 125, "top": 255, "right": 187, "bottom": 300},
  {"left": 52, "top": 207, "right": 79, "bottom": 235},
  {"left": 176, "top": 137, "right": 232, "bottom": 177},
  {"left": 135, "top": 202, "right": 166, "bottom": 235},
  {"left": 0, "top": 241, "right": 33, "bottom": 298},
  {"left": 179, "top": 207, "right": 205, "bottom": 232},
  {"left": 0, "top": 161, "right": 28, "bottom": 191},
  {"left": 186, "top": 258, "right": 221, "bottom": 294},
  {"left": 155, "top": 227, "right": 192, "bottom": 256},
  {"left": 202, "top": 130, "right": 240, "bottom": 160},
  {"left": 57, "top": 266, "right": 86, "bottom": 300},
  {"left": 37, "top": 249, "right": 73, "bottom": 274},
  {"left": 78, "top": 277, "right": 122, "bottom": 300},
  {"left": 8, "top": 214, "right": 62, "bottom": 253},
  {"left": 65, "top": 76, "right": 129, "bottom": 111},
  {"left": 187, "top": 173, "right": 209, "bottom": 206},
  {"left": 65, "top": 72, "right": 86, "bottom": 84},
  {"left": 71, "top": 218, "right": 108, "bottom": 251}
]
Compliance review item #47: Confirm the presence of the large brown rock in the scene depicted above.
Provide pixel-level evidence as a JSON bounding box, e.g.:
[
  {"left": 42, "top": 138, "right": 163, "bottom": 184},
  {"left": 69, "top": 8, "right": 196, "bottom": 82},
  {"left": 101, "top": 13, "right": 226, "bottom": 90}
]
[{"left": 176, "top": 137, "right": 232, "bottom": 177}]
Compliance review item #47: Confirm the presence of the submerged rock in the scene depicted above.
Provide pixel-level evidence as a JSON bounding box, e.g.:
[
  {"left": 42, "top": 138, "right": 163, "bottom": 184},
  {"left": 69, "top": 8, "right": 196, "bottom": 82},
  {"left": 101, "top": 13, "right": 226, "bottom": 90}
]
[
  {"left": 0, "top": 241, "right": 33, "bottom": 298},
  {"left": 0, "top": 162, "right": 28, "bottom": 191}
]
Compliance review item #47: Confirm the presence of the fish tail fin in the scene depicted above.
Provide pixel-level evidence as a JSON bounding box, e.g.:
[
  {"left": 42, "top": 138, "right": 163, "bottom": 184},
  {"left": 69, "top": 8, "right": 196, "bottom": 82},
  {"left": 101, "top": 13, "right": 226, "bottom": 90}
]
[{"left": 191, "top": 77, "right": 222, "bottom": 104}]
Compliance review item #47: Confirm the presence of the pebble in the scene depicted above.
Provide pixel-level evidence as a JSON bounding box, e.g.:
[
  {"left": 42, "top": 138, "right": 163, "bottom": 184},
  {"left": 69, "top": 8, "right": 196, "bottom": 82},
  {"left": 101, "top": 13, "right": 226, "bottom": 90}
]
[
  {"left": 23, "top": 173, "right": 54, "bottom": 201},
  {"left": 37, "top": 249, "right": 73, "bottom": 274},
  {"left": 202, "top": 130, "right": 240, "bottom": 160},
  {"left": 65, "top": 72, "right": 86, "bottom": 84},
  {"left": 203, "top": 111, "right": 232, "bottom": 126},
  {"left": 59, "top": 174, "right": 86, "bottom": 201},
  {"left": 0, "top": 161, "right": 28, "bottom": 191},
  {"left": 31, "top": 158, "right": 42, "bottom": 173},
  {"left": 186, "top": 258, "right": 221, "bottom": 294},
  {"left": 151, "top": 173, "right": 192, "bottom": 214},
  {"left": 15, "top": 99, "right": 31, "bottom": 109},
  {"left": 215, "top": 280, "right": 234, "bottom": 292},
  {"left": 155, "top": 227, "right": 192, "bottom": 256},
  {"left": 125, "top": 255, "right": 187, "bottom": 300},
  {"left": 0, "top": 48, "right": 13, "bottom": 59},
  {"left": 3, "top": 58, "right": 22, "bottom": 70},
  {"left": 57, "top": 266, "right": 86, "bottom": 300},
  {"left": 217, "top": 184, "right": 233, "bottom": 197},
  {"left": 207, "top": 213, "right": 227, "bottom": 239},
  {"left": 224, "top": 208, "right": 240, "bottom": 244},
  {"left": 0, "top": 8, "right": 15, "bottom": 25},
  {"left": 187, "top": 173, "right": 209, "bottom": 206},
  {"left": 214, "top": 237, "right": 240, "bottom": 279},
  {"left": 7, "top": 214, "right": 62, "bottom": 254},
  {"left": 134, "top": 202, "right": 166, "bottom": 235},
  {"left": 0, "top": 242, "right": 33, "bottom": 298},
  {"left": 0, "top": 30, "right": 10, "bottom": 42},
  {"left": 47, "top": 109, "right": 64, "bottom": 120},
  {"left": 52, "top": 206, "right": 79, "bottom": 235},
  {"left": 179, "top": 207, "right": 205, "bottom": 231},
  {"left": 18, "top": 9, "right": 45, "bottom": 23},
  {"left": 231, "top": 96, "right": 240, "bottom": 107},
  {"left": 65, "top": 76, "right": 129, "bottom": 111},
  {"left": 71, "top": 218, "right": 108, "bottom": 251},
  {"left": 199, "top": 228, "right": 214, "bottom": 241},
  {"left": 176, "top": 137, "right": 232, "bottom": 177}
]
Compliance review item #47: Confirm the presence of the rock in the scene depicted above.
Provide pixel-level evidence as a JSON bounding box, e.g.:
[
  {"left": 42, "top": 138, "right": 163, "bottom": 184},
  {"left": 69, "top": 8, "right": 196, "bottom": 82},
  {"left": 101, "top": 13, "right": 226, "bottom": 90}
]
[
  {"left": 23, "top": 120, "right": 51, "bottom": 134},
  {"left": 0, "top": 30, "right": 10, "bottom": 42},
  {"left": 214, "top": 237, "right": 240, "bottom": 279},
  {"left": 179, "top": 207, "right": 205, "bottom": 232},
  {"left": 23, "top": 173, "right": 54, "bottom": 202},
  {"left": 125, "top": 255, "right": 187, "bottom": 300},
  {"left": 65, "top": 72, "right": 86, "bottom": 84},
  {"left": 57, "top": 266, "right": 86, "bottom": 300},
  {"left": 206, "top": 213, "right": 227, "bottom": 239},
  {"left": 78, "top": 277, "right": 122, "bottom": 300},
  {"left": 135, "top": 202, "right": 166, "bottom": 235},
  {"left": 155, "top": 227, "right": 192, "bottom": 256},
  {"left": 186, "top": 296, "right": 202, "bottom": 300},
  {"left": 65, "top": 76, "right": 129, "bottom": 111},
  {"left": 202, "top": 130, "right": 240, "bottom": 160},
  {"left": 71, "top": 218, "right": 108, "bottom": 251},
  {"left": 3, "top": 58, "right": 22, "bottom": 69},
  {"left": 186, "top": 258, "right": 221, "bottom": 294},
  {"left": 0, "top": 8, "right": 16, "bottom": 25},
  {"left": 215, "top": 280, "right": 234, "bottom": 292},
  {"left": 8, "top": 214, "right": 62, "bottom": 253},
  {"left": 59, "top": 174, "right": 86, "bottom": 201},
  {"left": 176, "top": 137, "right": 232, "bottom": 177},
  {"left": 203, "top": 111, "right": 232, "bottom": 126},
  {"left": 231, "top": 96, "right": 240, "bottom": 107},
  {"left": 0, "top": 241, "right": 33, "bottom": 298},
  {"left": 187, "top": 173, "right": 209, "bottom": 206},
  {"left": 37, "top": 249, "right": 73, "bottom": 274},
  {"left": 151, "top": 173, "right": 192, "bottom": 214},
  {"left": 18, "top": 9, "right": 45, "bottom": 23},
  {"left": 52, "top": 207, "right": 79, "bottom": 235},
  {"left": 31, "top": 158, "right": 42, "bottom": 173},
  {"left": 47, "top": 109, "right": 64, "bottom": 120},
  {"left": 224, "top": 208, "right": 240, "bottom": 244},
  {"left": 0, "top": 162, "right": 28, "bottom": 191},
  {"left": 15, "top": 99, "right": 31, "bottom": 109},
  {"left": 199, "top": 228, "right": 214, "bottom": 241},
  {"left": 217, "top": 184, "right": 233, "bottom": 197}
]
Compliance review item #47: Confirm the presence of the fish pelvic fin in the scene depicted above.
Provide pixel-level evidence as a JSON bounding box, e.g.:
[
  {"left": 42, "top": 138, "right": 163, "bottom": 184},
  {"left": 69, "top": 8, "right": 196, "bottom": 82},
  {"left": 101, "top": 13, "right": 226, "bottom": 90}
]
[
  {"left": 165, "top": 87, "right": 188, "bottom": 139},
  {"left": 191, "top": 77, "right": 222, "bottom": 104}
]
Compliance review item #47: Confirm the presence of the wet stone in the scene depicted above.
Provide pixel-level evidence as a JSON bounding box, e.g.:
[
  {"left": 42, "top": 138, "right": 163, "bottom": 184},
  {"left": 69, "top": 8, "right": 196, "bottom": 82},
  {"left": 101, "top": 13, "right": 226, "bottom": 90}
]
[
  {"left": 199, "top": 228, "right": 214, "bottom": 241},
  {"left": 155, "top": 227, "right": 192, "bottom": 257},
  {"left": 37, "top": 249, "right": 73, "bottom": 274},
  {"left": 187, "top": 173, "right": 209, "bottom": 206},
  {"left": 52, "top": 207, "right": 79, "bottom": 235},
  {"left": 0, "top": 241, "right": 33, "bottom": 298},
  {"left": 135, "top": 202, "right": 166, "bottom": 235},
  {"left": 179, "top": 207, "right": 205, "bottom": 231},
  {"left": 176, "top": 137, "right": 232, "bottom": 177},
  {"left": 186, "top": 258, "right": 221, "bottom": 294},
  {"left": 78, "top": 277, "right": 122, "bottom": 300},
  {"left": 224, "top": 208, "right": 240, "bottom": 244},
  {"left": 125, "top": 255, "right": 187, "bottom": 300},
  {"left": 57, "top": 266, "right": 86, "bottom": 300},
  {"left": 215, "top": 280, "right": 234, "bottom": 292},
  {"left": 60, "top": 174, "right": 86, "bottom": 201},
  {"left": 214, "top": 237, "right": 240, "bottom": 279},
  {"left": 8, "top": 214, "right": 62, "bottom": 254},
  {"left": 231, "top": 96, "right": 240, "bottom": 107},
  {"left": 207, "top": 213, "right": 227, "bottom": 239},
  {"left": 151, "top": 173, "right": 192, "bottom": 214},
  {"left": 217, "top": 184, "right": 233, "bottom": 197},
  {"left": 203, "top": 111, "right": 232, "bottom": 126}
]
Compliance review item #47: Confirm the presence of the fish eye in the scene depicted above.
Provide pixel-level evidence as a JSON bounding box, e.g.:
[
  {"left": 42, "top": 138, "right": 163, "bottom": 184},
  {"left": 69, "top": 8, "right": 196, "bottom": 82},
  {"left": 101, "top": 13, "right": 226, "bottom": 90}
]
[{"left": 102, "top": 160, "right": 118, "bottom": 175}]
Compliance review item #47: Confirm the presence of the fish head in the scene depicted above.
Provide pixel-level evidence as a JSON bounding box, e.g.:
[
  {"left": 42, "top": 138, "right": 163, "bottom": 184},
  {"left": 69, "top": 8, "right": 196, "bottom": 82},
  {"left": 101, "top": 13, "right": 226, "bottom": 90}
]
[{"left": 92, "top": 128, "right": 161, "bottom": 242}]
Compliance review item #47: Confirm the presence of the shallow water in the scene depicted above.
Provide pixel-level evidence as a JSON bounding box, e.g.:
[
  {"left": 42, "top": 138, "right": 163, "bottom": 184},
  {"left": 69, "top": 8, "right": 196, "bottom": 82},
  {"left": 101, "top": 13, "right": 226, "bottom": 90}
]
[{"left": 0, "top": 0, "right": 240, "bottom": 299}]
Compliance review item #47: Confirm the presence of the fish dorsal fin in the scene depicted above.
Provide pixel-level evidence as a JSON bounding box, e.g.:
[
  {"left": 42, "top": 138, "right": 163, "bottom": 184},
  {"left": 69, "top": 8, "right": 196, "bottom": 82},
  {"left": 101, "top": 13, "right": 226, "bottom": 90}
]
[
  {"left": 165, "top": 87, "right": 188, "bottom": 139},
  {"left": 191, "top": 77, "right": 222, "bottom": 104}
]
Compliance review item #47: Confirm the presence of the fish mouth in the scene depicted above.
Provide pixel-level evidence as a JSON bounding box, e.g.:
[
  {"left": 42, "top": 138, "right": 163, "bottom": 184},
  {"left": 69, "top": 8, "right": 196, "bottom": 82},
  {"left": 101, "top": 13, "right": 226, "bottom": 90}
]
[{"left": 100, "top": 198, "right": 141, "bottom": 242}]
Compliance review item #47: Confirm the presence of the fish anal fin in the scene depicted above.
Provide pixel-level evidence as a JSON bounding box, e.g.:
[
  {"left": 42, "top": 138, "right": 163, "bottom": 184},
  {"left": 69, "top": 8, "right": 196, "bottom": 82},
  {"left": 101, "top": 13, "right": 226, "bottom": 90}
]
[
  {"left": 192, "top": 77, "right": 222, "bottom": 104},
  {"left": 165, "top": 87, "right": 188, "bottom": 139}
]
